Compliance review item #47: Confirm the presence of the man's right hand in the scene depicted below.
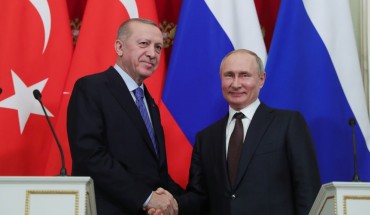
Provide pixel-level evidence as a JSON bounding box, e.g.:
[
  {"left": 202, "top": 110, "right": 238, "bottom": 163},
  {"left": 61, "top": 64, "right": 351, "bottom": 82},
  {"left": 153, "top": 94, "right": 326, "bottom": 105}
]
[{"left": 145, "top": 187, "right": 178, "bottom": 215}]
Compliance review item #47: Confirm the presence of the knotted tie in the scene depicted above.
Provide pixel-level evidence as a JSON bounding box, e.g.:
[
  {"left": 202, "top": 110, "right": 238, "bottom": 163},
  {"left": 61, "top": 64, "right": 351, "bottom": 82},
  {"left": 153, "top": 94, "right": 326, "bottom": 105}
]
[
  {"left": 133, "top": 87, "right": 158, "bottom": 155},
  {"left": 227, "top": 112, "right": 245, "bottom": 187}
]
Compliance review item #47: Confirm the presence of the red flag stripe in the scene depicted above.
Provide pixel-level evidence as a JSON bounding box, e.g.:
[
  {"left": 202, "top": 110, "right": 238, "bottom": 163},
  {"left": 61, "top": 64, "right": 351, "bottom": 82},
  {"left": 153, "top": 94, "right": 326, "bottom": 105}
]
[{"left": 159, "top": 102, "right": 192, "bottom": 187}]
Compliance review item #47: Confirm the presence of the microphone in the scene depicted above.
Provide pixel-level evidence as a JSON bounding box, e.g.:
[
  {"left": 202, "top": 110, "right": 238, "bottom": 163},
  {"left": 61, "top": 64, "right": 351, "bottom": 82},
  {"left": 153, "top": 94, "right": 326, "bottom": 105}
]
[
  {"left": 33, "top": 89, "right": 67, "bottom": 176},
  {"left": 349, "top": 118, "right": 360, "bottom": 182}
]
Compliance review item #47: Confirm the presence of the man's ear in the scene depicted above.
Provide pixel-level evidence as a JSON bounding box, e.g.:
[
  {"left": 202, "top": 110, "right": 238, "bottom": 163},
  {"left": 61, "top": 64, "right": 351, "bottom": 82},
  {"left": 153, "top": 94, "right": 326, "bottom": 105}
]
[
  {"left": 115, "top": 39, "right": 124, "bottom": 56},
  {"left": 259, "top": 72, "right": 266, "bottom": 88}
]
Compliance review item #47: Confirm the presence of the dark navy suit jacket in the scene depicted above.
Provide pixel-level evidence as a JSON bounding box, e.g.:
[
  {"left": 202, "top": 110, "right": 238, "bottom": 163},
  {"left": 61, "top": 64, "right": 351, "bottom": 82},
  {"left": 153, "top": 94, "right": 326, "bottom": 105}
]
[
  {"left": 68, "top": 67, "right": 182, "bottom": 215},
  {"left": 178, "top": 103, "right": 321, "bottom": 215}
]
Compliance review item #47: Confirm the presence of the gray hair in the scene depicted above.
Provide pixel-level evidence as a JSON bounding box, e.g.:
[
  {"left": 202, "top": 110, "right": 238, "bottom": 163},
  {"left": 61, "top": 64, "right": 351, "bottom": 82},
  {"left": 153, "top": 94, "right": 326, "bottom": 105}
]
[
  {"left": 220, "top": 49, "right": 264, "bottom": 75},
  {"left": 116, "top": 18, "right": 159, "bottom": 40}
]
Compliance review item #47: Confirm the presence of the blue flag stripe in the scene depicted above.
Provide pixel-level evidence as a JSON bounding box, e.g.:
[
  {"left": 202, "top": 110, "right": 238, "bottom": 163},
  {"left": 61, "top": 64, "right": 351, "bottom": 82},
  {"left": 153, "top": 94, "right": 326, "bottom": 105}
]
[
  {"left": 260, "top": 0, "right": 370, "bottom": 183},
  {"left": 163, "top": 0, "right": 233, "bottom": 144}
]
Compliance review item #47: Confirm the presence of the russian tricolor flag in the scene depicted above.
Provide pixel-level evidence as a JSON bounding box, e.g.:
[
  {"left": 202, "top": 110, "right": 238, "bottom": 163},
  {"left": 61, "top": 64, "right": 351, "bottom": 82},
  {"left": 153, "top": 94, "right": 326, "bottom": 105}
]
[
  {"left": 260, "top": 0, "right": 370, "bottom": 183},
  {"left": 161, "top": 0, "right": 266, "bottom": 187}
]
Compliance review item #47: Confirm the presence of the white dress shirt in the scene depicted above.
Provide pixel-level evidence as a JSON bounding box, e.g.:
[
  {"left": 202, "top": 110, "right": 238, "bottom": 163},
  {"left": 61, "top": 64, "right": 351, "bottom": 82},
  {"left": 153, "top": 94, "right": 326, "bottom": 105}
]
[{"left": 225, "top": 99, "right": 261, "bottom": 157}]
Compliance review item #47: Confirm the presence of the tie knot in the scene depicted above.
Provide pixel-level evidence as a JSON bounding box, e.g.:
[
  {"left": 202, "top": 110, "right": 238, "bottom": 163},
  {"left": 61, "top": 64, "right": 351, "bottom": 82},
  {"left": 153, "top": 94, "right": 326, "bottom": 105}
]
[
  {"left": 134, "top": 87, "right": 144, "bottom": 99},
  {"left": 233, "top": 112, "right": 245, "bottom": 120}
]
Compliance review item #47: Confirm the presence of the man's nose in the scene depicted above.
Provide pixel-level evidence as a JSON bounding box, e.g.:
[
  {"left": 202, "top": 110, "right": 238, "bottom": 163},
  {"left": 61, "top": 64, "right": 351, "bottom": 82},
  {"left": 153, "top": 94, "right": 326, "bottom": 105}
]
[
  {"left": 231, "top": 77, "right": 241, "bottom": 87},
  {"left": 146, "top": 46, "right": 156, "bottom": 58}
]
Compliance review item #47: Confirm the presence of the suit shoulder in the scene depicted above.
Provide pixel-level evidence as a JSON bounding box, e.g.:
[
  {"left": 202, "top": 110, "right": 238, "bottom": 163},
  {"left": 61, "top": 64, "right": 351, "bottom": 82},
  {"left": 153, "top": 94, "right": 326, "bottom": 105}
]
[
  {"left": 262, "top": 103, "right": 303, "bottom": 117},
  {"left": 272, "top": 108, "right": 302, "bottom": 117},
  {"left": 76, "top": 69, "right": 109, "bottom": 84},
  {"left": 73, "top": 67, "right": 116, "bottom": 89},
  {"left": 197, "top": 115, "right": 228, "bottom": 136}
]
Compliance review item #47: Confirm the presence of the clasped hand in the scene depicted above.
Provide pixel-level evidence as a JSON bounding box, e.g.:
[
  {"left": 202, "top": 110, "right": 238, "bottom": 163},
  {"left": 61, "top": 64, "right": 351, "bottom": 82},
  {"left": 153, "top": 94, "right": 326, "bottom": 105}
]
[{"left": 145, "top": 187, "right": 178, "bottom": 215}]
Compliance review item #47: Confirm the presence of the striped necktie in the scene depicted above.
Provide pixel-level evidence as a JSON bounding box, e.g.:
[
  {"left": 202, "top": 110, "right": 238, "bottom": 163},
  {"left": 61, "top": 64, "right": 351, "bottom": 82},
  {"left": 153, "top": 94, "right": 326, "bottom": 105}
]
[{"left": 133, "top": 87, "right": 158, "bottom": 155}]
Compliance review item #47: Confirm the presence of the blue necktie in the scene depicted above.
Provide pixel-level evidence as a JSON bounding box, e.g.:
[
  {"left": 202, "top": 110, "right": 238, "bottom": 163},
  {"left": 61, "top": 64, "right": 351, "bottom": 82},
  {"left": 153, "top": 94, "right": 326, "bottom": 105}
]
[{"left": 133, "top": 87, "right": 158, "bottom": 155}]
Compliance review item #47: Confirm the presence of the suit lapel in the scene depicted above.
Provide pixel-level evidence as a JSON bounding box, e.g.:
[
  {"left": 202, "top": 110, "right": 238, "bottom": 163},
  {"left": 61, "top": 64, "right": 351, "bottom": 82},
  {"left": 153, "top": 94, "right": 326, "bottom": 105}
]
[
  {"left": 234, "top": 103, "right": 273, "bottom": 188},
  {"left": 104, "top": 67, "right": 159, "bottom": 159},
  {"left": 144, "top": 86, "right": 166, "bottom": 166},
  {"left": 214, "top": 114, "right": 233, "bottom": 191}
]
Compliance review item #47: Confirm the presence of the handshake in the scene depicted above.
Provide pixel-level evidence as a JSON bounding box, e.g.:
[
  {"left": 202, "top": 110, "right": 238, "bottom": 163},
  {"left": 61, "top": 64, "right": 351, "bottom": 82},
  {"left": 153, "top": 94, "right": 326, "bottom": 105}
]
[{"left": 144, "top": 187, "right": 178, "bottom": 215}]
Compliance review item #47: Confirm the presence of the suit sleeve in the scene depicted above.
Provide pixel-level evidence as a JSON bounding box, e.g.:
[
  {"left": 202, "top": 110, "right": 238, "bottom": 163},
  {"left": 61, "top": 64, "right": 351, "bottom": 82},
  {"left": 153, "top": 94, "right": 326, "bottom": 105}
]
[
  {"left": 177, "top": 133, "right": 208, "bottom": 215},
  {"left": 67, "top": 78, "right": 152, "bottom": 213},
  {"left": 287, "top": 112, "right": 321, "bottom": 215}
]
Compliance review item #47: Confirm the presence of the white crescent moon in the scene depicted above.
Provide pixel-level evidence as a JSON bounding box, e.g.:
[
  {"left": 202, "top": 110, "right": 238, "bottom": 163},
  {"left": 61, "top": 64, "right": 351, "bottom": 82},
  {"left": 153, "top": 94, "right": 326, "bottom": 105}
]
[
  {"left": 29, "top": 0, "right": 51, "bottom": 53},
  {"left": 119, "top": 0, "right": 139, "bottom": 18}
]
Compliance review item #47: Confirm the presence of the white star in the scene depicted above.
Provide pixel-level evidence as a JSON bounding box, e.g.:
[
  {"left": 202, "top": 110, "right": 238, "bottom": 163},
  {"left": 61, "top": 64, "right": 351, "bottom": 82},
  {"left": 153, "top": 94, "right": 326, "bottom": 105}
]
[{"left": 0, "top": 70, "right": 53, "bottom": 134}]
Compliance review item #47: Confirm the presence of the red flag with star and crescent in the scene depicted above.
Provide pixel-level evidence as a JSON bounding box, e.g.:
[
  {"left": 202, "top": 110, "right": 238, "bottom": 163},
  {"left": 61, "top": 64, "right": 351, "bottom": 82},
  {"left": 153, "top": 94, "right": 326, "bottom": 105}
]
[
  {"left": 44, "top": 0, "right": 166, "bottom": 175},
  {"left": 0, "top": 0, "right": 73, "bottom": 175}
]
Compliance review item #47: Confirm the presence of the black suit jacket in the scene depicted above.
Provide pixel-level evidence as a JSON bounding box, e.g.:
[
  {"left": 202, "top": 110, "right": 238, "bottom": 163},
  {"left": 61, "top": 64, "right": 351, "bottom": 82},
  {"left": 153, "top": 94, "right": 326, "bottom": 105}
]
[
  {"left": 67, "top": 67, "right": 182, "bottom": 215},
  {"left": 178, "top": 103, "right": 321, "bottom": 215}
]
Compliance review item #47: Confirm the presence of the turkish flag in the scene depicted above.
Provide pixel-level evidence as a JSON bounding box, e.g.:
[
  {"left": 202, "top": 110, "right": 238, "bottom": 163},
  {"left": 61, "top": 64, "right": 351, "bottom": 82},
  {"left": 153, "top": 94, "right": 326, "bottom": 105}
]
[
  {"left": 0, "top": 0, "right": 73, "bottom": 175},
  {"left": 45, "top": 0, "right": 166, "bottom": 175}
]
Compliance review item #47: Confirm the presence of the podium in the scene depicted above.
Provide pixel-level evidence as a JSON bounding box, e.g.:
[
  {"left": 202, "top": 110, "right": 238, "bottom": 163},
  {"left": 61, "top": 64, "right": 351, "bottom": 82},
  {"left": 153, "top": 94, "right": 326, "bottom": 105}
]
[
  {"left": 0, "top": 176, "right": 96, "bottom": 215},
  {"left": 309, "top": 182, "right": 370, "bottom": 215}
]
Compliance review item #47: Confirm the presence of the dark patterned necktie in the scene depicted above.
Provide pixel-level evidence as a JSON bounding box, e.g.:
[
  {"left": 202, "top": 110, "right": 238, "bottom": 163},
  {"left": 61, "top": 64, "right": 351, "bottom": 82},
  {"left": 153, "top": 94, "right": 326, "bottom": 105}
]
[
  {"left": 227, "top": 112, "right": 245, "bottom": 187},
  {"left": 133, "top": 87, "right": 158, "bottom": 155}
]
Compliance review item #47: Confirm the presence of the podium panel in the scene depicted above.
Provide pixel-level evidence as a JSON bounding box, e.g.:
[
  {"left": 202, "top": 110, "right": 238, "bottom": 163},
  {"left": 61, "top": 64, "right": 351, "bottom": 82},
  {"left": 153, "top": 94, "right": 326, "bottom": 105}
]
[
  {"left": 309, "top": 182, "right": 370, "bottom": 215},
  {"left": 0, "top": 177, "right": 96, "bottom": 215}
]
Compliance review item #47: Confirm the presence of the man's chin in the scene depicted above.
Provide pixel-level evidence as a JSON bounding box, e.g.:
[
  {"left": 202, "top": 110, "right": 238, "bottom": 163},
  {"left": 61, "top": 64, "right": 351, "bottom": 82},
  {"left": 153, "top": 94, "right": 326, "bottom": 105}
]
[
  {"left": 140, "top": 71, "right": 155, "bottom": 79},
  {"left": 229, "top": 100, "right": 247, "bottom": 109},
  {"left": 141, "top": 66, "right": 156, "bottom": 73}
]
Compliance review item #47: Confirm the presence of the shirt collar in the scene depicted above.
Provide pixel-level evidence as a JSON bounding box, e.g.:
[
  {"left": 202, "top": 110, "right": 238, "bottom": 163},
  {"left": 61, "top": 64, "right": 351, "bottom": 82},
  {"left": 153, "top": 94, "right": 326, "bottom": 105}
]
[
  {"left": 228, "top": 99, "right": 261, "bottom": 124},
  {"left": 114, "top": 64, "right": 144, "bottom": 92}
]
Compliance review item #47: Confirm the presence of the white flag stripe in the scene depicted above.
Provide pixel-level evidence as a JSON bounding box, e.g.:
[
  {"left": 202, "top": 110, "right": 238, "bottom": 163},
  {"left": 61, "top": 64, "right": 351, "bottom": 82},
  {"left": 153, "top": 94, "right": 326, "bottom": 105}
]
[
  {"left": 205, "top": 0, "right": 267, "bottom": 66},
  {"left": 304, "top": 0, "right": 370, "bottom": 150}
]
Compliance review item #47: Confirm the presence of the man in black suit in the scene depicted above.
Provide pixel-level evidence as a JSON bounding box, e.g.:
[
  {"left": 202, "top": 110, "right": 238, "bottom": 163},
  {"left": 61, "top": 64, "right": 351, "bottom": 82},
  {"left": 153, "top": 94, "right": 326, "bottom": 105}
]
[
  {"left": 67, "top": 18, "right": 182, "bottom": 215},
  {"left": 177, "top": 49, "right": 321, "bottom": 215}
]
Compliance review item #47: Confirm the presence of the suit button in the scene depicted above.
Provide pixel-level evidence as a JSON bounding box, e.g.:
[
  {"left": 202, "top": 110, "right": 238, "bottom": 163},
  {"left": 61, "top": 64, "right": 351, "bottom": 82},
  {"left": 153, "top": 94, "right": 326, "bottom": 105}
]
[{"left": 231, "top": 194, "right": 236, "bottom": 199}]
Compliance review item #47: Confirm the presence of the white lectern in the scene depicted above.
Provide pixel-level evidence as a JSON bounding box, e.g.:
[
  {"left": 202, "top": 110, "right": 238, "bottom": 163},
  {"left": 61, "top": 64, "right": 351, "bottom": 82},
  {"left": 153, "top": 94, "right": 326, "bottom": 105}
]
[
  {"left": 309, "top": 182, "right": 370, "bottom": 215},
  {"left": 0, "top": 176, "right": 96, "bottom": 215}
]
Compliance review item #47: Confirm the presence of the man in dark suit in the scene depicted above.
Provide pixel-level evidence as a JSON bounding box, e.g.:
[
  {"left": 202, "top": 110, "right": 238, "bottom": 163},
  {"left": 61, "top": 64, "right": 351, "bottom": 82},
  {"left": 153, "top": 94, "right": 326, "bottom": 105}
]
[
  {"left": 67, "top": 18, "right": 182, "bottom": 215},
  {"left": 177, "top": 49, "right": 321, "bottom": 215}
]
